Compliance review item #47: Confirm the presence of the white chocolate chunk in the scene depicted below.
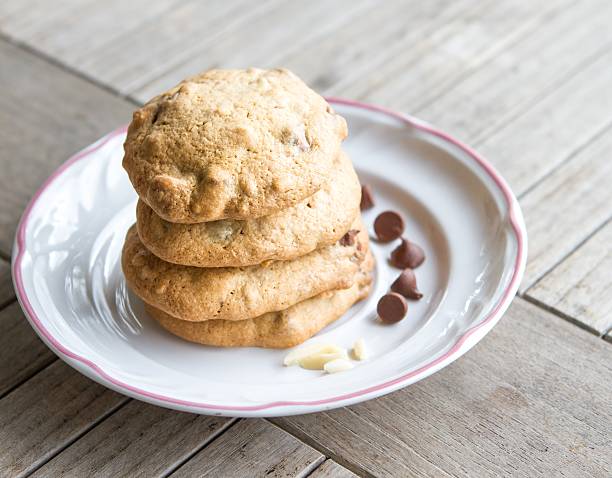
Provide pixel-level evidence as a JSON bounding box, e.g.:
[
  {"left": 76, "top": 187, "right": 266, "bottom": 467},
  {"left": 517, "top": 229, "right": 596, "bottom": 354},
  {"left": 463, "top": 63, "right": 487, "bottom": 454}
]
[
  {"left": 283, "top": 343, "right": 345, "bottom": 366},
  {"left": 352, "top": 338, "right": 368, "bottom": 361},
  {"left": 324, "top": 358, "right": 355, "bottom": 374},
  {"left": 298, "top": 351, "right": 348, "bottom": 370}
]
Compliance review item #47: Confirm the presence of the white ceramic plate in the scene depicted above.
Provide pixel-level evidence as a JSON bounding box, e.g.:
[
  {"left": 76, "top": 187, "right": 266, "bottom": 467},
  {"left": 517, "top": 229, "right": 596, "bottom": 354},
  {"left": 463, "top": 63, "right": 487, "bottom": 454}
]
[{"left": 12, "top": 99, "right": 527, "bottom": 417}]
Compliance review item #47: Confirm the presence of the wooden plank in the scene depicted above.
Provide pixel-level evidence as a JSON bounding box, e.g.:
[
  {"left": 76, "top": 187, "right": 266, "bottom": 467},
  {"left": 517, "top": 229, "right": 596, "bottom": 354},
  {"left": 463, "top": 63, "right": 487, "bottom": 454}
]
[
  {"left": 172, "top": 419, "right": 324, "bottom": 478},
  {"left": 73, "top": 0, "right": 276, "bottom": 95},
  {"left": 274, "top": 298, "right": 612, "bottom": 477},
  {"left": 0, "top": 258, "right": 14, "bottom": 307},
  {"left": 10, "top": 0, "right": 182, "bottom": 63},
  {"left": 518, "top": 128, "right": 612, "bottom": 291},
  {"left": 32, "top": 401, "right": 234, "bottom": 478},
  {"left": 0, "top": 302, "right": 55, "bottom": 397},
  {"left": 417, "top": 0, "right": 612, "bottom": 143},
  {"left": 136, "top": 0, "right": 476, "bottom": 101},
  {"left": 473, "top": 47, "right": 612, "bottom": 196},
  {"left": 0, "top": 0, "right": 95, "bottom": 36},
  {"left": 132, "top": 0, "right": 378, "bottom": 102},
  {"left": 527, "top": 220, "right": 612, "bottom": 335},
  {"left": 337, "top": 0, "right": 568, "bottom": 107},
  {"left": 0, "top": 38, "right": 133, "bottom": 255},
  {"left": 309, "top": 459, "right": 358, "bottom": 478},
  {"left": 0, "top": 361, "right": 127, "bottom": 477}
]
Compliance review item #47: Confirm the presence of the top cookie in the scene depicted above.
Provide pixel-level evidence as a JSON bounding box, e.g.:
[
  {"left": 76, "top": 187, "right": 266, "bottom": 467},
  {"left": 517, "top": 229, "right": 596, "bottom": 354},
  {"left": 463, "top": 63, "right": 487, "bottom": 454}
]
[{"left": 123, "top": 68, "right": 348, "bottom": 223}]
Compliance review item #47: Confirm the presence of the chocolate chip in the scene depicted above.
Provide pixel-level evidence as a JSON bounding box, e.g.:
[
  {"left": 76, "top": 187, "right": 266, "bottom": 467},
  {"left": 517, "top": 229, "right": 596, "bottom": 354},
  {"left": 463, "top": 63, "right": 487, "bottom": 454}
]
[
  {"left": 390, "top": 239, "right": 425, "bottom": 269},
  {"left": 339, "top": 229, "right": 359, "bottom": 246},
  {"left": 391, "top": 269, "right": 423, "bottom": 300},
  {"left": 360, "top": 184, "right": 375, "bottom": 210},
  {"left": 374, "top": 211, "right": 404, "bottom": 242},
  {"left": 377, "top": 293, "right": 408, "bottom": 324}
]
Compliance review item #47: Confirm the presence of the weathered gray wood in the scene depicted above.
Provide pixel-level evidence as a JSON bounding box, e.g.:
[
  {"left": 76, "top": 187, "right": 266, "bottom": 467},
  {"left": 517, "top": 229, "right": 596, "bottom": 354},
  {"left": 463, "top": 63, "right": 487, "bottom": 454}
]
[
  {"left": 519, "top": 128, "right": 612, "bottom": 291},
  {"left": 72, "top": 0, "right": 275, "bottom": 95},
  {"left": 0, "top": 302, "right": 55, "bottom": 397},
  {"left": 32, "top": 401, "right": 234, "bottom": 478},
  {"left": 527, "top": 220, "right": 612, "bottom": 335},
  {"left": 133, "top": 0, "right": 378, "bottom": 102},
  {"left": 274, "top": 298, "right": 612, "bottom": 477},
  {"left": 0, "top": 39, "right": 133, "bottom": 255},
  {"left": 0, "top": 0, "right": 95, "bottom": 35},
  {"left": 338, "top": 0, "right": 568, "bottom": 107},
  {"left": 309, "top": 459, "right": 358, "bottom": 478},
  {"left": 0, "top": 258, "right": 14, "bottom": 307},
  {"left": 417, "top": 0, "right": 612, "bottom": 143},
  {"left": 474, "top": 47, "right": 612, "bottom": 196},
  {"left": 2, "top": 0, "right": 180, "bottom": 63},
  {"left": 136, "top": 0, "right": 474, "bottom": 102},
  {"left": 0, "top": 361, "right": 127, "bottom": 477},
  {"left": 172, "top": 419, "right": 324, "bottom": 478}
]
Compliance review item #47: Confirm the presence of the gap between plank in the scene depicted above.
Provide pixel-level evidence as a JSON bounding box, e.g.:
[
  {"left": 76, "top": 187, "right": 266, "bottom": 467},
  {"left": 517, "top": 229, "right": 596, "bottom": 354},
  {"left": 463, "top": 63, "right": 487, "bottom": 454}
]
[
  {"left": 23, "top": 397, "right": 131, "bottom": 478},
  {"left": 162, "top": 418, "right": 241, "bottom": 478},
  {"left": 0, "top": 357, "right": 56, "bottom": 401},
  {"left": 522, "top": 294, "right": 612, "bottom": 343},
  {"left": 411, "top": 0, "right": 579, "bottom": 116},
  {"left": 268, "top": 418, "right": 376, "bottom": 478},
  {"left": 524, "top": 216, "right": 612, "bottom": 294},
  {"left": 0, "top": 296, "right": 17, "bottom": 314},
  {"left": 0, "top": 31, "right": 140, "bottom": 107},
  {"left": 517, "top": 115, "right": 612, "bottom": 199}
]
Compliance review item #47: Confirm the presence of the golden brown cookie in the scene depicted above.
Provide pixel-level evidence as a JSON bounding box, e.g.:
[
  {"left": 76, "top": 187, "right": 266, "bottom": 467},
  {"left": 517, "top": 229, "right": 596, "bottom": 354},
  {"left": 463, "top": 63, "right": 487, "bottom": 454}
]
[
  {"left": 145, "top": 251, "right": 374, "bottom": 348},
  {"left": 123, "top": 68, "right": 347, "bottom": 223},
  {"left": 122, "top": 220, "right": 368, "bottom": 322},
  {"left": 136, "top": 151, "right": 361, "bottom": 267}
]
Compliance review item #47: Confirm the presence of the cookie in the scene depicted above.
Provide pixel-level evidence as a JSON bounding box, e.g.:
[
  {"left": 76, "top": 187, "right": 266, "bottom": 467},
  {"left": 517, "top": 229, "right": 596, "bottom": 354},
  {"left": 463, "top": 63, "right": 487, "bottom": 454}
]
[
  {"left": 144, "top": 251, "right": 374, "bottom": 348},
  {"left": 122, "top": 220, "right": 368, "bottom": 322},
  {"left": 137, "top": 151, "right": 360, "bottom": 267},
  {"left": 123, "top": 68, "right": 348, "bottom": 223}
]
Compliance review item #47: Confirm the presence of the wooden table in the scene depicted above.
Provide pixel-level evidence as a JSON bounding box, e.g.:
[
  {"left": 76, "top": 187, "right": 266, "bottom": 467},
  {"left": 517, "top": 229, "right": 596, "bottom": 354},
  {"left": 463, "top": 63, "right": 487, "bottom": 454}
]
[{"left": 0, "top": 1, "right": 610, "bottom": 476}]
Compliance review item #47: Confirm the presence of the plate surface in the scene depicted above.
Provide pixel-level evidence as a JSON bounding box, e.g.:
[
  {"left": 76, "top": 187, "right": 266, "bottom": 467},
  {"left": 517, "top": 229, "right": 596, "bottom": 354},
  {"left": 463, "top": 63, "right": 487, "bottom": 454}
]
[{"left": 12, "top": 99, "right": 527, "bottom": 417}]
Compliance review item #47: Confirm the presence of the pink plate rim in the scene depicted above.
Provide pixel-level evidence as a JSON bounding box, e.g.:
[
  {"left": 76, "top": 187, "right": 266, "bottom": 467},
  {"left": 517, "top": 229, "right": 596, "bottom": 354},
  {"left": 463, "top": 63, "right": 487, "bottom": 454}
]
[{"left": 12, "top": 98, "right": 527, "bottom": 414}]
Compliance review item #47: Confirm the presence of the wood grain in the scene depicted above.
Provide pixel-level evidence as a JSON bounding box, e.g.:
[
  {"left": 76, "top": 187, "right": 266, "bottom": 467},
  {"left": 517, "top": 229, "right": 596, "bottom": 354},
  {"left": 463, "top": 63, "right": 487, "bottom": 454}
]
[
  {"left": 527, "top": 220, "right": 612, "bottom": 335},
  {"left": 274, "top": 298, "right": 612, "bottom": 477},
  {"left": 338, "top": 0, "right": 568, "bottom": 108},
  {"left": 418, "top": 0, "right": 612, "bottom": 144},
  {"left": 0, "top": 258, "right": 14, "bottom": 307},
  {"left": 32, "top": 401, "right": 234, "bottom": 478},
  {"left": 172, "top": 419, "right": 324, "bottom": 478},
  {"left": 309, "top": 460, "right": 358, "bottom": 478},
  {"left": 519, "top": 128, "right": 612, "bottom": 291},
  {"left": 1, "top": 0, "right": 180, "bottom": 63},
  {"left": 133, "top": 0, "right": 378, "bottom": 102},
  {"left": 0, "top": 361, "right": 127, "bottom": 477},
  {"left": 0, "top": 38, "right": 133, "bottom": 255},
  {"left": 136, "top": 0, "right": 474, "bottom": 102},
  {"left": 0, "top": 302, "right": 55, "bottom": 398},
  {"left": 474, "top": 47, "right": 612, "bottom": 196}
]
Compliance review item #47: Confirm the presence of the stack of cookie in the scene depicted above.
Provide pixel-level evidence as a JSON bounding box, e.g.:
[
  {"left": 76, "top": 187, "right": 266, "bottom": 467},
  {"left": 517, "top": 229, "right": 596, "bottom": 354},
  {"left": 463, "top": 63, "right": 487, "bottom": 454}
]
[{"left": 121, "top": 68, "right": 373, "bottom": 348}]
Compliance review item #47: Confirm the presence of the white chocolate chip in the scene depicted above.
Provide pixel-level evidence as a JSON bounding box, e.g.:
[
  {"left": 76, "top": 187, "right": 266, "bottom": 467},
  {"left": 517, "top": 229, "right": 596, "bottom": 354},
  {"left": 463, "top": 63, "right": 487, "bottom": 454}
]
[
  {"left": 324, "top": 359, "right": 355, "bottom": 374},
  {"left": 352, "top": 338, "right": 368, "bottom": 361},
  {"left": 299, "top": 351, "right": 348, "bottom": 370},
  {"left": 283, "top": 343, "right": 344, "bottom": 366}
]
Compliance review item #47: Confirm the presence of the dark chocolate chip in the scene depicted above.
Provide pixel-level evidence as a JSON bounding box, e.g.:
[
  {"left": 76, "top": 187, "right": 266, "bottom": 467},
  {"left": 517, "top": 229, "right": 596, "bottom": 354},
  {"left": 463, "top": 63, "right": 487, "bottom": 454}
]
[
  {"left": 391, "top": 269, "right": 423, "bottom": 300},
  {"left": 374, "top": 211, "right": 404, "bottom": 242},
  {"left": 339, "top": 229, "right": 359, "bottom": 246},
  {"left": 377, "top": 292, "right": 408, "bottom": 324},
  {"left": 360, "top": 184, "right": 375, "bottom": 210},
  {"left": 390, "top": 239, "right": 425, "bottom": 269}
]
